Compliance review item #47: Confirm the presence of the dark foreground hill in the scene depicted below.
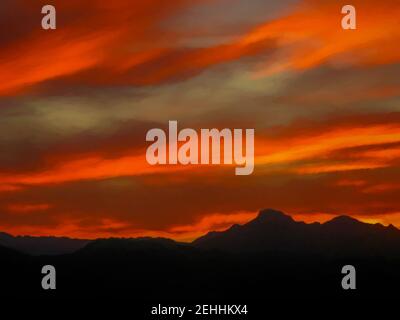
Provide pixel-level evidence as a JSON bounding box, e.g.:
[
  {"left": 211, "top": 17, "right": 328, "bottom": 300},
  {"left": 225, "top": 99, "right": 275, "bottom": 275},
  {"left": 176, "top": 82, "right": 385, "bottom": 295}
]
[{"left": 1, "top": 209, "right": 400, "bottom": 300}]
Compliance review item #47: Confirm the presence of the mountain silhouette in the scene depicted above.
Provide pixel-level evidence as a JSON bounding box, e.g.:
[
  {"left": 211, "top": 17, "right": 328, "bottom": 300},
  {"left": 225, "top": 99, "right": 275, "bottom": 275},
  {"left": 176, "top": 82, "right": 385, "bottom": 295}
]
[
  {"left": 74, "top": 237, "right": 193, "bottom": 257},
  {"left": 0, "top": 232, "right": 90, "bottom": 255},
  {"left": 2, "top": 209, "right": 400, "bottom": 299},
  {"left": 1, "top": 209, "right": 400, "bottom": 257},
  {"left": 193, "top": 209, "right": 400, "bottom": 257}
]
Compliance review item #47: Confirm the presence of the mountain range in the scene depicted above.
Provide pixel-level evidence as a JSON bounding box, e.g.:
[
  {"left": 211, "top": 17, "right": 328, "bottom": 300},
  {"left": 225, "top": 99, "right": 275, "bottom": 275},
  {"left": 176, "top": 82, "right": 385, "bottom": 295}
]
[
  {"left": 0, "top": 232, "right": 89, "bottom": 255},
  {"left": 2, "top": 209, "right": 400, "bottom": 299},
  {"left": 194, "top": 209, "right": 400, "bottom": 258},
  {"left": 1, "top": 209, "right": 400, "bottom": 257}
]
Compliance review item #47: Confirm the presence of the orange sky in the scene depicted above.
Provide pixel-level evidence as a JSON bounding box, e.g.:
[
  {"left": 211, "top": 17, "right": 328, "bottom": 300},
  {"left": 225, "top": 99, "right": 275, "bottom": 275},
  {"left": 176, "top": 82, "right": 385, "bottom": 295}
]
[{"left": 0, "top": 0, "right": 399, "bottom": 240}]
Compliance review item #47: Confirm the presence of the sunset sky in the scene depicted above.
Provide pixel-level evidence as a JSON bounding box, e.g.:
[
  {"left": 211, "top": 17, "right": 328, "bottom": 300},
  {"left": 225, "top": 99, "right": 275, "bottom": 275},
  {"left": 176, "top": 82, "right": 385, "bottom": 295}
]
[{"left": 0, "top": 0, "right": 399, "bottom": 240}]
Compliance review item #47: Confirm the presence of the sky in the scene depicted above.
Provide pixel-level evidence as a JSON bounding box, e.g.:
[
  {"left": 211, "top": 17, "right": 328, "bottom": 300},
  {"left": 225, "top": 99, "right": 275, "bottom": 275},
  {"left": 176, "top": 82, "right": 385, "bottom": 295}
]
[{"left": 0, "top": 0, "right": 399, "bottom": 241}]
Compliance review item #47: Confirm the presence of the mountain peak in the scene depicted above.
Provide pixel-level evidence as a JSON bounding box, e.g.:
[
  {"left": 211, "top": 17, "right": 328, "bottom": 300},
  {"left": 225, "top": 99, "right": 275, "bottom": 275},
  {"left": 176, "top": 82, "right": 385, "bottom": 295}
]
[
  {"left": 255, "top": 209, "right": 294, "bottom": 224},
  {"left": 325, "top": 215, "right": 360, "bottom": 226}
]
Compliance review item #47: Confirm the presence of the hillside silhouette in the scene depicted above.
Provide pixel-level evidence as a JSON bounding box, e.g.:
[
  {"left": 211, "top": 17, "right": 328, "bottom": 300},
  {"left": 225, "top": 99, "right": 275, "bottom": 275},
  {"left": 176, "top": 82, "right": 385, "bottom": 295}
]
[{"left": 1, "top": 209, "right": 400, "bottom": 299}]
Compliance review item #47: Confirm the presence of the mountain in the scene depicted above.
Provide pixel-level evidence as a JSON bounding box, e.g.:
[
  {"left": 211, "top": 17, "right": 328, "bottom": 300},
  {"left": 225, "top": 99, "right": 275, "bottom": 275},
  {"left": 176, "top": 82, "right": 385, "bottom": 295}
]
[
  {"left": 2, "top": 209, "right": 400, "bottom": 299},
  {"left": 2, "top": 208, "right": 400, "bottom": 258},
  {"left": 0, "top": 232, "right": 90, "bottom": 255},
  {"left": 74, "top": 237, "right": 194, "bottom": 257},
  {"left": 192, "top": 209, "right": 400, "bottom": 258}
]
